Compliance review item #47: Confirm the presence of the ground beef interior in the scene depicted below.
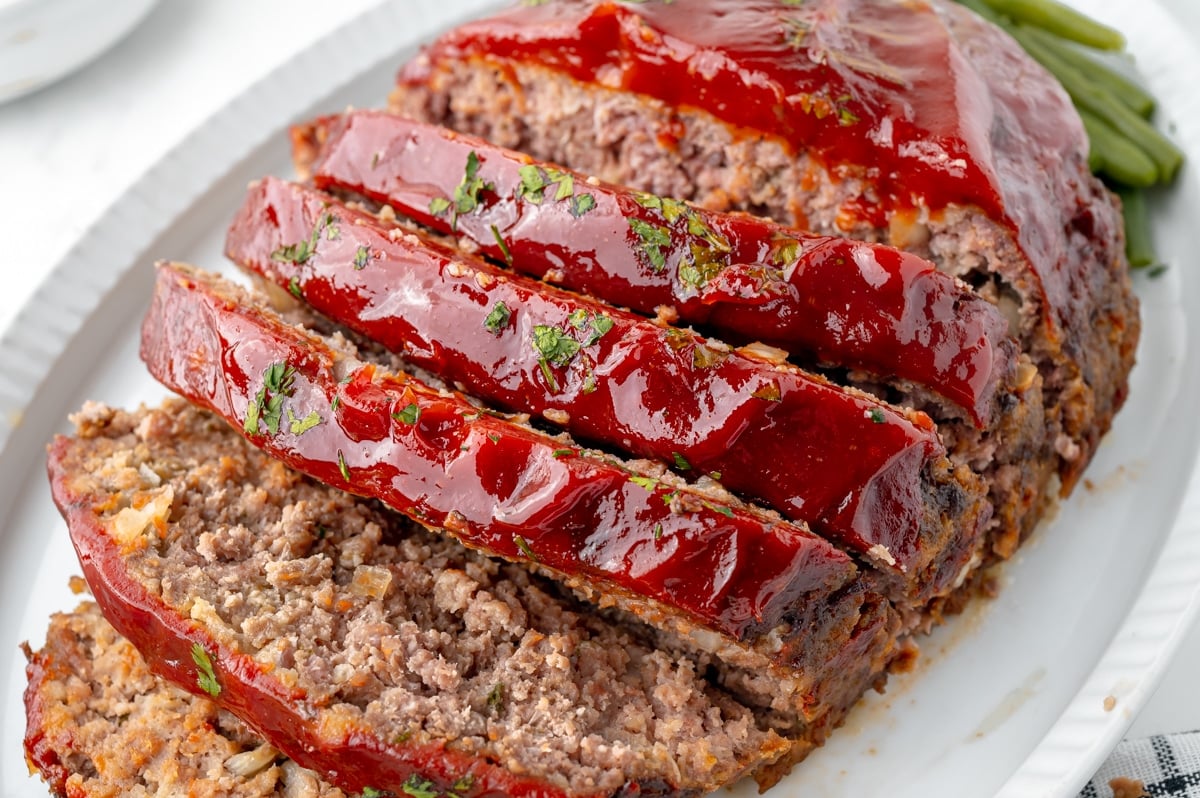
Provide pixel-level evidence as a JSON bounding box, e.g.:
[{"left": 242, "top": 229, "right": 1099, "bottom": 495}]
[
  {"left": 51, "top": 399, "right": 872, "bottom": 796},
  {"left": 25, "top": 601, "right": 349, "bottom": 798}
]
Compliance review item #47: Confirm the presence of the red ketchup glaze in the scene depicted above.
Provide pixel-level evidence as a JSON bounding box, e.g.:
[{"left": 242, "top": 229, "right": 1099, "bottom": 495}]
[
  {"left": 140, "top": 263, "right": 858, "bottom": 644},
  {"left": 397, "top": 0, "right": 1088, "bottom": 345},
  {"left": 45, "top": 441, "right": 613, "bottom": 798},
  {"left": 306, "top": 110, "right": 1014, "bottom": 426},
  {"left": 227, "top": 176, "right": 946, "bottom": 577}
]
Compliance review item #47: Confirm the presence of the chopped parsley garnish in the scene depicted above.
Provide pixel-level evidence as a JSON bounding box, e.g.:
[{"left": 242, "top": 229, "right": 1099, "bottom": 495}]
[
  {"left": 678, "top": 246, "right": 725, "bottom": 292},
  {"left": 450, "top": 775, "right": 475, "bottom": 798},
  {"left": 567, "top": 309, "right": 614, "bottom": 346},
  {"left": 484, "top": 301, "right": 512, "bottom": 335},
  {"left": 429, "top": 196, "right": 452, "bottom": 216},
  {"left": 532, "top": 325, "right": 581, "bottom": 364},
  {"left": 392, "top": 403, "right": 421, "bottom": 425},
  {"left": 287, "top": 408, "right": 321, "bottom": 435},
  {"left": 552, "top": 448, "right": 573, "bottom": 458},
  {"left": 570, "top": 193, "right": 597, "bottom": 217},
  {"left": 516, "top": 164, "right": 596, "bottom": 216},
  {"left": 653, "top": 523, "right": 664, "bottom": 540},
  {"left": 402, "top": 776, "right": 438, "bottom": 798},
  {"left": 337, "top": 450, "right": 351, "bottom": 481},
  {"left": 531, "top": 325, "right": 582, "bottom": 393},
  {"left": 271, "top": 212, "right": 338, "bottom": 265},
  {"left": 628, "top": 218, "right": 672, "bottom": 272},
  {"left": 244, "top": 362, "right": 297, "bottom": 436},
  {"left": 191, "top": 643, "right": 220, "bottom": 697},
  {"left": 453, "top": 151, "right": 493, "bottom": 216},
  {"left": 628, "top": 475, "right": 658, "bottom": 491},
  {"left": 354, "top": 245, "right": 372, "bottom": 270},
  {"left": 362, "top": 789, "right": 391, "bottom": 798},
  {"left": 513, "top": 535, "right": 539, "bottom": 562},
  {"left": 868, "top": 407, "right": 887, "bottom": 424},
  {"left": 490, "top": 225, "right": 513, "bottom": 265},
  {"left": 704, "top": 502, "right": 735, "bottom": 519},
  {"left": 288, "top": 276, "right": 303, "bottom": 298},
  {"left": 672, "top": 452, "right": 692, "bottom": 471},
  {"left": 487, "top": 683, "right": 506, "bottom": 714}
]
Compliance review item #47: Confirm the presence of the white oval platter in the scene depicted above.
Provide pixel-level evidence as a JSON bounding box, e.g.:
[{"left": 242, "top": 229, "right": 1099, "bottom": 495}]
[{"left": 1, "top": 1, "right": 1198, "bottom": 796}]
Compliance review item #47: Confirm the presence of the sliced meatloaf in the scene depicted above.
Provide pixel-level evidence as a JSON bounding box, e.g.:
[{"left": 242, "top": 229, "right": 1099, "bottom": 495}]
[
  {"left": 390, "top": 0, "right": 1139, "bottom": 499},
  {"left": 24, "top": 601, "right": 347, "bottom": 798},
  {"left": 225, "top": 176, "right": 994, "bottom": 606},
  {"left": 289, "top": 109, "right": 1049, "bottom": 563},
  {"left": 46, "top": 399, "right": 892, "bottom": 795}
]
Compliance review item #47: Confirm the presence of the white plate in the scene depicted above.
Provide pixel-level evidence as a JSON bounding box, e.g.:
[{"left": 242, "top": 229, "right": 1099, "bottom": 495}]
[{"left": 1, "top": 1, "right": 1199, "bottom": 796}]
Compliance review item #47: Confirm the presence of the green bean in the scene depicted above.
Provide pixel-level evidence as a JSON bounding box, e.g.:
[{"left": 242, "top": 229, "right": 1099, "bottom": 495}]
[
  {"left": 979, "top": 0, "right": 1125, "bottom": 51},
  {"left": 1007, "top": 24, "right": 1183, "bottom": 182},
  {"left": 1021, "top": 25, "right": 1154, "bottom": 118},
  {"left": 1117, "top": 188, "right": 1158, "bottom": 268},
  {"left": 1079, "top": 109, "right": 1158, "bottom": 188}
]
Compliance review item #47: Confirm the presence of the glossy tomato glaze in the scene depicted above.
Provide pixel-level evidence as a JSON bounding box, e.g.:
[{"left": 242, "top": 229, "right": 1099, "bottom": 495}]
[
  {"left": 226, "top": 176, "right": 969, "bottom": 589},
  {"left": 44, "top": 438, "right": 612, "bottom": 798},
  {"left": 398, "top": 0, "right": 1091, "bottom": 339},
  {"left": 306, "top": 110, "right": 1015, "bottom": 427},
  {"left": 140, "top": 263, "right": 859, "bottom": 646}
]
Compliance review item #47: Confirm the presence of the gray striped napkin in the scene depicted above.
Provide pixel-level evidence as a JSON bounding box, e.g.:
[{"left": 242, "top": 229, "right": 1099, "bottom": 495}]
[{"left": 1081, "top": 732, "right": 1200, "bottom": 797}]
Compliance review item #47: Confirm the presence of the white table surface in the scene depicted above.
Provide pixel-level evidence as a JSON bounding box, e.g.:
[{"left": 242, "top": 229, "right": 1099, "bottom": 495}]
[{"left": 0, "top": 0, "right": 1195, "bottom": 762}]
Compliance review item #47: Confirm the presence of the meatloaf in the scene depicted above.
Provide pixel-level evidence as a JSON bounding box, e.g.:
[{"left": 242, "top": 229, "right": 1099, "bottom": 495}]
[
  {"left": 25, "top": 601, "right": 347, "bottom": 798},
  {"left": 290, "top": 108, "right": 1049, "bottom": 563},
  {"left": 390, "top": 0, "right": 1139, "bottom": 499},
  {"left": 224, "top": 175, "right": 994, "bottom": 606},
  {"left": 45, "top": 399, "right": 896, "bottom": 796}
]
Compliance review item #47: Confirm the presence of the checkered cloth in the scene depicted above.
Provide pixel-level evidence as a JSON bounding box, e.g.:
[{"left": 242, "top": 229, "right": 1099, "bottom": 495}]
[{"left": 1081, "top": 732, "right": 1200, "bottom": 797}]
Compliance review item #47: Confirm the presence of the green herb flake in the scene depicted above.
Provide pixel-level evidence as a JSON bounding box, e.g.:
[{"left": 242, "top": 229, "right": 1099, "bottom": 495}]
[
  {"left": 653, "top": 523, "right": 664, "bottom": 540},
  {"left": 628, "top": 218, "right": 672, "bottom": 272},
  {"left": 487, "top": 683, "right": 506, "bottom": 714},
  {"left": 532, "top": 325, "right": 582, "bottom": 366},
  {"left": 488, "top": 433, "right": 500, "bottom": 443},
  {"left": 402, "top": 776, "right": 439, "bottom": 798},
  {"left": 568, "top": 308, "right": 590, "bottom": 330},
  {"left": 484, "top": 301, "right": 512, "bottom": 335},
  {"left": 1147, "top": 264, "right": 1169, "bottom": 279},
  {"left": 704, "top": 502, "right": 735, "bottom": 519},
  {"left": 771, "top": 237, "right": 801, "bottom": 267},
  {"left": 316, "top": 524, "right": 328, "bottom": 541},
  {"left": 490, "top": 225, "right": 513, "bottom": 265},
  {"left": 868, "top": 407, "right": 886, "bottom": 424},
  {"left": 331, "top": 395, "right": 342, "bottom": 412},
  {"left": 451, "top": 775, "right": 475, "bottom": 797},
  {"left": 672, "top": 452, "right": 692, "bottom": 471},
  {"left": 586, "top": 314, "right": 614, "bottom": 345},
  {"left": 570, "top": 193, "right": 597, "bottom": 217},
  {"left": 552, "top": 448, "right": 574, "bottom": 458},
  {"left": 393, "top": 729, "right": 413, "bottom": 744},
  {"left": 629, "top": 475, "right": 658, "bottom": 491},
  {"left": 453, "top": 151, "right": 494, "bottom": 217},
  {"left": 287, "top": 276, "right": 303, "bottom": 298},
  {"left": 354, "top": 245, "right": 371, "bottom": 270},
  {"left": 552, "top": 171, "right": 575, "bottom": 201},
  {"left": 516, "top": 164, "right": 548, "bottom": 204},
  {"left": 392, "top": 403, "right": 421, "bottom": 425},
  {"left": 287, "top": 408, "right": 321, "bottom": 435},
  {"left": 362, "top": 789, "right": 390, "bottom": 798},
  {"left": 513, "top": 535, "right": 539, "bottom": 562},
  {"left": 337, "top": 450, "right": 352, "bottom": 482},
  {"left": 709, "top": 471, "right": 722, "bottom": 480},
  {"left": 244, "top": 362, "right": 297, "bottom": 436},
  {"left": 191, "top": 643, "right": 220, "bottom": 697},
  {"left": 429, "top": 196, "right": 452, "bottom": 216}
]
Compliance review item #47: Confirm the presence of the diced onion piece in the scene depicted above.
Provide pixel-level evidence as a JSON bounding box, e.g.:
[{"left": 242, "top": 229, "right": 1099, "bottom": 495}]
[
  {"left": 225, "top": 744, "right": 278, "bottom": 777},
  {"left": 351, "top": 565, "right": 393, "bottom": 599}
]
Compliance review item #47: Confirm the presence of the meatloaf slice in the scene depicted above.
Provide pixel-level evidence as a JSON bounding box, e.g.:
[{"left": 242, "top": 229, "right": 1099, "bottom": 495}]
[
  {"left": 390, "top": 0, "right": 1139, "bottom": 497},
  {"left": 24, "top": 601, "right": 347, "bottom": 798},
  {"left": 46, "top": 400, "right": 887, "bottom": 795}
]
